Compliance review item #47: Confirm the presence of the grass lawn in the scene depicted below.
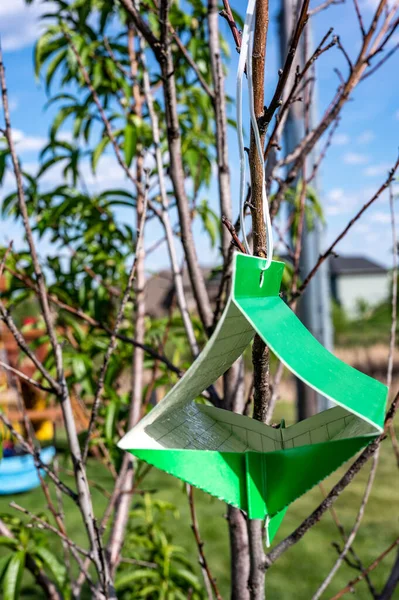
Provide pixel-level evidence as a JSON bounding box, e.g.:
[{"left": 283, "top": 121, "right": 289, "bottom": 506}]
[{"left": 1, "top": 401, "right": 399, "bottom": 599}]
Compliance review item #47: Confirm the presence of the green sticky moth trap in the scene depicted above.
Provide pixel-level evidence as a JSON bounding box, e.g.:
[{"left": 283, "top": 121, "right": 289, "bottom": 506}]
[{"left": 118, "top": 254, "right": 387, "bottom": 545}]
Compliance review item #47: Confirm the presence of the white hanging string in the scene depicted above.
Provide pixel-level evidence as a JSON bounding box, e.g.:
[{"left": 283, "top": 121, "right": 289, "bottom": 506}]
[{"left": 237, "top": 0, "right": 274, "bottom": 269}]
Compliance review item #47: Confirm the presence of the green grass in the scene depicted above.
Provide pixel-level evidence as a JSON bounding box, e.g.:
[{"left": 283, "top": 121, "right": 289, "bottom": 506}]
[
  {"left": 1, "top": 402, "right": 399, "bottom": 599},
  {"left": 333, "top": 300, "right": 395, "bottom": 347}
]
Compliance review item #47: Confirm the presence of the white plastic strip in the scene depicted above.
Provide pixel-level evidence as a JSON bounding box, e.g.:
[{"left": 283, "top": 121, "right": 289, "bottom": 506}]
[{"left": 237, "top": 0, "right": 274, "bottom": 268}]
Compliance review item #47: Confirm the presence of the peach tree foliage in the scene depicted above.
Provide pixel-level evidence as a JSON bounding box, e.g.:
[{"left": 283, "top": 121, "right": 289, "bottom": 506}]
[{"left": 0, "top": 0, "right": 227, "bottom": 596}]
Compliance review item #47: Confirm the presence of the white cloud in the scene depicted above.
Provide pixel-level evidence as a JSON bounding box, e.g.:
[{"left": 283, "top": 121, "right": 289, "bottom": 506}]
[
  {"left": 327, "top": 188, "right": 345, "bottom": 202},
  {"left": 0, "top": 0, "right": 49, "bottom": 52},
  {"left": 354, "top": 223, "right": 372, "bottom": 234},
  {"left": 19, "top": 154, "right": 131, "bottom": 190},
  {"left": 332, "top": 133, "right": 350, "bottom": 146},
  {"left": 363, "top": 163, "right": 392, "bottom": 177},
  {"left": 372, "top": 212, "right": 391, "bottom": 224},
  {"left": 357, "top": 130, "right": 375, "bottom": 145},
  {"left": 325, "top": 188, "right": 350, "bottom": 216},
  {"left": 8, "top": 98, "right": 19, "bottom": 112},
  {"left": 325, "top": 185, "right": 382, "bottom": 218},
  {"left": 343, "top": 152, "right": 369, "bottom": 165},
  {"left": 11, "top": 129, "right": 46, "bottom": 153}
]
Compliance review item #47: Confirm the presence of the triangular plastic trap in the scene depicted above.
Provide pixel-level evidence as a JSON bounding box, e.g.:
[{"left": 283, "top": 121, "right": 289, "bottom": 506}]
[{"left": 119, "top": 254, "right": 387, "bottom": 545}]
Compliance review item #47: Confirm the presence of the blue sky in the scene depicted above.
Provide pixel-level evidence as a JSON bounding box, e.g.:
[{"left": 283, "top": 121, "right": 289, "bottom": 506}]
[{"left": 0, "top": 0, "right": 398, "bottom": 272}]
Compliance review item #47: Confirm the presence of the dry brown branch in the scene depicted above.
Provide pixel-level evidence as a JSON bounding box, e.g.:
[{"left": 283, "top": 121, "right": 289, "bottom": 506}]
[
  {"left": 10, "top": 502, "right": 92, "bottom": 559},
  {"left": 0, "top": 300, "right": 60, "bottom": 392},
  {"left": 209, "top": 0, "right": 232, "bottom": 262},
  {"left": 319, "top": 483, "right": 376, "bottom": 595},
  {"left": 141, "top": 37, "right": 199, "bottom": 356},
  {"left": 221, "top": 216, "right": 247, "bottom": 254},
  {"left": 306, "top": 116, "right": 340, "bottom": 184}
]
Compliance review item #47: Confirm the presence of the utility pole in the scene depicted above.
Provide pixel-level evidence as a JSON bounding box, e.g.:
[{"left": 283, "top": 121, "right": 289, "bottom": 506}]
[{"left": 279, "top": 0, "right": 334, "bottom": 418}]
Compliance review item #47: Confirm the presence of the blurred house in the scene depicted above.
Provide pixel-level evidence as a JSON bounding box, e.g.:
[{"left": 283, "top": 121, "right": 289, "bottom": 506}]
[
  {"left": 146, "top": 255, "right": 389, "bottom": 321},
  {"left": 146, "top": 268, "right": 222, "bottom": 317},
  {"left": 330, "top": 255, "right": 389, "bottom": 318}
]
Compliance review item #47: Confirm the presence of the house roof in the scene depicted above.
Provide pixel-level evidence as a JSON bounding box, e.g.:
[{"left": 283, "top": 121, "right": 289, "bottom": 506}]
[
  {"left": 329, "top": 255, "right": 387, "bottom": 275},
  {"left": 145, "top": 267, "right": 222, "bottom": 317}
]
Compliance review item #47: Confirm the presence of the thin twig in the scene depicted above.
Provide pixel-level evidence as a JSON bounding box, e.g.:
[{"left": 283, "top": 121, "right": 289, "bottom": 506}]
[
  {"left": 309, "top": 0, "right": 345, "bottom": 16},
  {"left": 220, "top": 1, "right": 242, "bottom": 50},
  {"left": 10, "top": 502, "right": 92, "bottom": 559},
  {"left": 311, "top": 452, "right": 379, "bottom": 599},
  {"left": 329, "top": 537, "right": 399, "bottom": 600},
  {"left": 222, "top": 216, "right": 247, "bottom": 254},
  {"left": 266, "top": 389, "right": 399, "bottom": 567},
  {"left": 352, "top": 0, "right": 366, "bottom": 37},
  {"left": 0, "top": 412, "right": 78, "bottom": 501},
  {"left": 5, "top": 264, "right": 182, "bottom": 375},
  {"left": 293, "top": 156, "right": 399, "bottom": 300},
  {"left": 0, "top": 359, "right": 53, "bottom": 393},
  {"left": 387, "top": 185, "right": 399, "bottom": 467},
  {"left": 82, "top": 179, "right": 149, "bottom": 462},
  {"left": 0, "top": 301, "right": 60, "bottom": 392},
  {"left": 141, "top": 36, "right": 199, "bottom": 356},
  {"left": 259, "top": 0, "right": 310, "bottom": 133},
  {"left": 187, "top": 485, "right": 222, "bottom": 600},
  {"left": 0, "top": 45, "right": 113, "bottom": 595}
]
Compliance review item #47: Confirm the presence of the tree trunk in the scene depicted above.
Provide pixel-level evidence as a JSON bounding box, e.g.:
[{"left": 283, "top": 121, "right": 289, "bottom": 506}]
[{"left": 248, "top": 1, "right": 270, "bottom": 598}]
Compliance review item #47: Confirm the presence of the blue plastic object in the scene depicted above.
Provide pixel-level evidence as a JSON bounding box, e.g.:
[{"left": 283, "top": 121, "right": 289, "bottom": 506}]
[{"left": 0, "top": 446, "right": 56, "bottom": 495}]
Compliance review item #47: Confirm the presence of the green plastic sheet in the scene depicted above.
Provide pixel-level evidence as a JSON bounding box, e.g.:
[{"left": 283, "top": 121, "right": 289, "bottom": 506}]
[{"left": 119, "top": 254, "right": 387, "bottom": 544}]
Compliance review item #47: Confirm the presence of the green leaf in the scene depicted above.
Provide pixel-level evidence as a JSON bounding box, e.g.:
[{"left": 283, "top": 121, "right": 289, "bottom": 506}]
[
  {"left": 91, "top": 136, "right": 110, "bottom": 173},
  {"left": 116, "top": 569, "right": 159, "bottom": 590},
  {"left": 0, "top": 556, "right": 12, "bottom": 583},
  {"left": 105, "top": 399, "right": 119, "bottom": 441},
  {"left": 45, "top": 48, "right": 68, "bottom": 91},
  {"left": 3, "top": 550, "right": 25, "bottom": 600},
  {"left": 72, "top": 356, "right": 87, "bottom": 381},
  {"left": 35, "top": 546, "right": 66, "bottom": 590},
  {"left": 0, "top": 150, "right": 8, "bottom": 184},
  {"left": 124, "top": 120, "right": 137, "bottom": 168},
  {"left": 0, "top": 537, "right": 18, "bottom": 550}
]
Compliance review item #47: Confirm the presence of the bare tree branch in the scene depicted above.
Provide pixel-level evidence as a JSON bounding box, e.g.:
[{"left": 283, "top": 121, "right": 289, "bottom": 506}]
[
  {"left": 82, "top": 179, "right": 149, "bottom": 463},
  {"left": 266, "top": 389, "right": 399, "bottom": 566},
  {"left": 292, "top": 156, "right": 399, "bottom": 300},
  {"left": 119, "top": 0, "right": 214, "bottom": 332},
  {"left": 187, "top": 485, "right": 222, "bottom": 600},
  {"left": 309, "top": 0, "right": 344, "bottom": 16},
  {"left": 330, "top": 536, "right": 399, "bottom": 600},
  {"left": 208, "top": 0, "right": 232, "bottom": 263}
]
